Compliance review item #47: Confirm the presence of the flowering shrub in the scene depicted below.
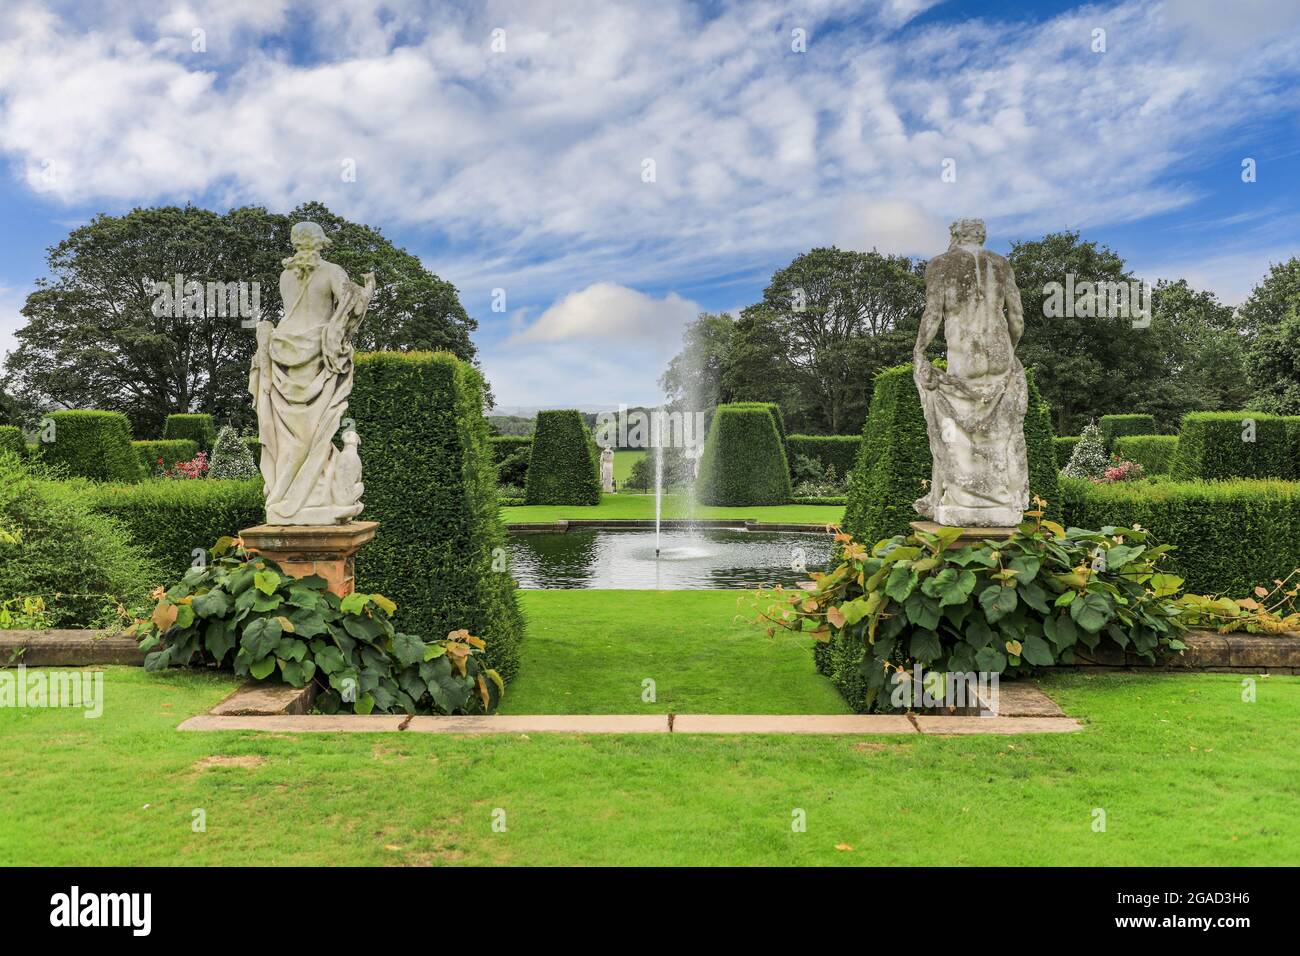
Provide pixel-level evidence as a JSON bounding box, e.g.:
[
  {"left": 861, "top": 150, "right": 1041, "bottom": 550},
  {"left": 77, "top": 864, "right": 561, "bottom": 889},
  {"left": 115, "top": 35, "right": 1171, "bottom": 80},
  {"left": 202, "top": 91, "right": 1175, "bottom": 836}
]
[
  {"left": 1094, "top": 457, "right": 1145, "bottom": 483},
  {"left": 1062, "top": 421, "right": 1109, "bottom": 479},
  {"left": 162, "top": 451, "right": 208, "bottom": 480}
]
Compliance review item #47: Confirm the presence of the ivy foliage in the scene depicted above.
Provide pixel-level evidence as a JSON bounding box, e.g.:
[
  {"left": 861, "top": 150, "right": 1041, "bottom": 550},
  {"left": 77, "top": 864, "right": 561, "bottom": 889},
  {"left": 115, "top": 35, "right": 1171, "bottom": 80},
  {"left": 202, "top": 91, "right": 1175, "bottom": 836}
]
[
  {"left": 132, "top": 536, "right": 503, "bottom": 716},
  {"left": 762, "top": 501, "right": 1189, "bottom": 713}
]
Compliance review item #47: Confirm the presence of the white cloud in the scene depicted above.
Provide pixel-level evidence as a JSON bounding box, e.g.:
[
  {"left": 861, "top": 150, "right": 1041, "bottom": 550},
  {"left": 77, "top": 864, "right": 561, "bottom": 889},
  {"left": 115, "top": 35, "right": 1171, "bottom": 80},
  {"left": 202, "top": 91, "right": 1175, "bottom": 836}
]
[
  {"left": 510, "top": 282, "right": 698, "bottom": 344},
  {"left": 0, "top": 284, "right": 27, "bottom": 365}
]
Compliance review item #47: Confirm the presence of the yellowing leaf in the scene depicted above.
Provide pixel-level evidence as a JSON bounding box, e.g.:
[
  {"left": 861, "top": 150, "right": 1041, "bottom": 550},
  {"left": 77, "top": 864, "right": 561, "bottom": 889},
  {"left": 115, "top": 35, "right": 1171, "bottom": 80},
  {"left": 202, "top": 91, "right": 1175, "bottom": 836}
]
[
  {"left": 151, "top": 602, "right": 178, "bottom": 632},
  {"left": 826, "top": 605, "right": 846, "bottom": 629}
]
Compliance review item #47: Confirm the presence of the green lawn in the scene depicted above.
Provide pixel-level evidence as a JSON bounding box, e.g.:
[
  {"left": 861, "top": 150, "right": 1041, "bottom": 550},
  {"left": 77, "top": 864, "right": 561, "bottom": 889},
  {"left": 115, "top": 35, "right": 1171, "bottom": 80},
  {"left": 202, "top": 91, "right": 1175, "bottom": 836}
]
[
  {"left": 503, "top": 492, "right": 843, "bottom": 525},
  {"left": 613, "top": 449, "right": 643, "bottom": 486},
  {"left": 2, "top": 665, "right": 1296, "bottom": 865},
  {"left": 501, "top": 590, "right": 848, "bottom": 714}
]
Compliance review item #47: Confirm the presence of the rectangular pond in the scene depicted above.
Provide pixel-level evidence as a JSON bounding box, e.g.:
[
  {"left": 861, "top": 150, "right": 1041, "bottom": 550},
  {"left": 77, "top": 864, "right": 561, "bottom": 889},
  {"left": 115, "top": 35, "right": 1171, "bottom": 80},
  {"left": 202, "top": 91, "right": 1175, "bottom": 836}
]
[{"left": 507, "top": 527, "right": 837, "bottom": 589}]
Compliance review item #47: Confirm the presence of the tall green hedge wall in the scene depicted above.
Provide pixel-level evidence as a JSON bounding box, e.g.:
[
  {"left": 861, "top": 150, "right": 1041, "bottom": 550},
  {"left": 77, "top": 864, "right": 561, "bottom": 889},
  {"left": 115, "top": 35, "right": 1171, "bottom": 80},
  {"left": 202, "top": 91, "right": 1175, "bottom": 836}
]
[
  {"left": 843, "top": 363, "right": 1058, "bottom": 547},
  {"left": 1170, "top": 412, "right": 1291, "bottom": 480},
  {"left": 1113, "top": 435, "right": 1178, "bottom": 475},
  {"left": 163, "top": 413, "right": 218, "bottom": 451},
  {"left": 489, "top": 435, "right": 533, "bottom": 464},
  {"left": 41, "top": 410, "right": 141, "bottom": 482},
  {"left": 1099, "top": 414, "right": 1157, "bottom": 448},
  {"left": 524, "top": 409, "right": 601, "bottom": 506},
  {"left": 786, "top": 434, "right": 861, "bottom": 479},
  {"left": 0, "top": 425, "right": 24, "bottom": 458},
  {"left": 1054, "top": 436, "right": 1079, "bottom": 469},
  {"left": 350, "top": 351, "right": 525, "bottom": 682},
  {"left": 132, "top": 439, "right": 199, "bottom": 474},
  {"left": 695, "top": 404, "right": 793, "bottom": 506},
  {"left": 85, "top": 478, "right": 263, "bottom": 583},
  {"left": 1060, "top": 476, "right": 1300, "bottom": 595}
]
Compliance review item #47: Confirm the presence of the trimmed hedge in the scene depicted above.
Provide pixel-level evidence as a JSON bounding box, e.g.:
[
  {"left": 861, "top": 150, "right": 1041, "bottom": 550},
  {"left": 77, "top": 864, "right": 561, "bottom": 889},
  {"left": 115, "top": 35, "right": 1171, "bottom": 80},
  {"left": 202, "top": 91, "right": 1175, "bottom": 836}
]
[
  {"left": 1170, "top": 412, "right": 1291, "bottom": 480},
  {"left": 729, "top": 402, "right": 787, "bottom": 456},
  {"left": 0, "top": 425, "right": 24, "bottom": 458},
  {"left": 1060, "top": 476, "right": 1300, "bottom": 595},
  {"left": 163, "top": 413, "right": 217, "bottom": 452},
  {"left": 1099, "top": 414, "right": 1156, "bottom": 449},
  {"left": 84, "top": 478, "right": 264, "bottom": 583},
  {"left": 350, "top": 351, "right": 525, "bottom": 682},
  {"left": 695, "top": 403, "right": 793, "bottom": 506},
  {"left": 1113, "top": 435, "right": 1178, "bottom": 475},
  {"left": 843, "top": 363, "right": 1058, "bottom": 548},
  {"left": 1054, "top": 436, "right": 1079, "bottom": 469},
  {"left": 132, "top": 439, "right": 199, "bottom": 474},
  {"left": 787, "top": 434, "right": 861, "bottom": 480},
  {"left": 489, "top": 435, "right": 533, "bottom": 464},
  {"left": 524, "top": 410, "right": 601, "bottom": 506},
  {"left": 41, "top": 410, "right": 141, "bottom": 482}
]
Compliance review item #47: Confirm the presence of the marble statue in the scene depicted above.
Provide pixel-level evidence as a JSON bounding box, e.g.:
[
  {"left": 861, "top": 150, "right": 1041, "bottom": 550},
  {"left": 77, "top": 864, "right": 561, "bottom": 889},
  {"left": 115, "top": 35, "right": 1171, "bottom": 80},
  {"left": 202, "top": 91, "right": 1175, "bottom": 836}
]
[
  {"left": 912, "top": 218, "right": 1028, "bottom": 528},
  {"left": 250, "top": 222, "right": 375, "bottom": 525},
  {"left": 600, "top": 444, "right": 615, "bottom": 493}
]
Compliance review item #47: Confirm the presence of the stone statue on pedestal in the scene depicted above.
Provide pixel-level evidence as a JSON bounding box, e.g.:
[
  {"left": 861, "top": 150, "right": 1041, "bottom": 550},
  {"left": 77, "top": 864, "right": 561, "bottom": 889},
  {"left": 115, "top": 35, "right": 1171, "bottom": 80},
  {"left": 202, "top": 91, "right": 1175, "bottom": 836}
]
[
  {"left": 912, "top": 218, "right": 1028, "bottom": 528},
  {"left": 600, "top": 444, "right": 615, "bottom": 493},
  {"left": 250, "top": 222, "right": 375, "bottom": 525}
]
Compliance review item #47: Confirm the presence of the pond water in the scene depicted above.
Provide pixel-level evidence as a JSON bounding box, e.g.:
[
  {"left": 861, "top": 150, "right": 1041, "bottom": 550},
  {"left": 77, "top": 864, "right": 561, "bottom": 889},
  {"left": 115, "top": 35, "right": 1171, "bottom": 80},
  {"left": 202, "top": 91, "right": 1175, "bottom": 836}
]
[{"left": 508, "top": 528, "right": 837, "bottom": 589}]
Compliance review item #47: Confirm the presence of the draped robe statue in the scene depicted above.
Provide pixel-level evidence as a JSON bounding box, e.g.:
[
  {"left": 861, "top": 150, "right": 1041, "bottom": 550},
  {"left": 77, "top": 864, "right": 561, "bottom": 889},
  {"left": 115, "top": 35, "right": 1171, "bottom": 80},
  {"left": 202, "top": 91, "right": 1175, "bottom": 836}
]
[
  {"left": 912, "top": 219, "right": 1028, "bottom": 528},
  {"left": 250, "top": 222, "right": 375, "bottom": 525}
]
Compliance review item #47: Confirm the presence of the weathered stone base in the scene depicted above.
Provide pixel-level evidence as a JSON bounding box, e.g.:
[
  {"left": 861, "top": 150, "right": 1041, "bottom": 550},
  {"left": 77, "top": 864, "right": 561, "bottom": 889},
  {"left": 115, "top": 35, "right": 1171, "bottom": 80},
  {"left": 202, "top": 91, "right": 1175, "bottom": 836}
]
[
  {"left": 910, "top": 520, "right": 1018, "bottom": 550},
  {"left": 239, "top": 520, "right": 378, "bottom": 596}
]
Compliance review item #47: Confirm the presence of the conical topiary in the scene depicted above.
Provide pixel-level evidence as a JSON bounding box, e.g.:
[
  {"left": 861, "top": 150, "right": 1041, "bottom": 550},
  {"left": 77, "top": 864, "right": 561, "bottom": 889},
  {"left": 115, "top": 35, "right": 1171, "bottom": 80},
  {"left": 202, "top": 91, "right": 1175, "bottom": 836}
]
[
  {"left": 208, "top": 425, "right": 259, "bottom": 480},
  {"left": 1062, "top": 421, "right": 1109, "bottom": 479}
]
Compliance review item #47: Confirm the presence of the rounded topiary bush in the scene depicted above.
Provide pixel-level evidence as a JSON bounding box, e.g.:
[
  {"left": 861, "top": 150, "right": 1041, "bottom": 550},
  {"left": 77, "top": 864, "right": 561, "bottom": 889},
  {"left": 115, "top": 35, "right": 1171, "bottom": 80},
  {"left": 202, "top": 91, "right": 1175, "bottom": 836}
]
[
  {"left": 0, "top": 451, "right": 158, "bottom": 626},
  {"left": 208, "top": 425, "right": 259, "bottom": 480},
  {"left": 695, "top": 403, "right": 793, "bottom": 506},
  {"left": 524, "top": 409, "right": 601, "bottom": 506},
  {"left": 163, "top": 413, "right": 217, "bottom": 452},
  {"left": 40, "top": 410, "right": 141, "bottom": 482},
  {"left": 1062, "top": 421, "right": 1109, "bottom": 479}
]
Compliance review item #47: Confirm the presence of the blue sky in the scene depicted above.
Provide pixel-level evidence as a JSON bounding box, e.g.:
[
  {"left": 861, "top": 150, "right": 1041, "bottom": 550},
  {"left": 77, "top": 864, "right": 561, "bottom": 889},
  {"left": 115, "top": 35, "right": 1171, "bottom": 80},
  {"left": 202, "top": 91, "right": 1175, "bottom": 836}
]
[{"left": 1, "top": 0, "right": 1298, "bottom": 408}]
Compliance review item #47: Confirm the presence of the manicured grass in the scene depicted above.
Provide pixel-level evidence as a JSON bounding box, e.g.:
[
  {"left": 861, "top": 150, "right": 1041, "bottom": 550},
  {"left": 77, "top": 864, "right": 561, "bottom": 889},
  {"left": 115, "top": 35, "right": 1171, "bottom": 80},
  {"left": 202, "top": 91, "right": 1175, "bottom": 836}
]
[
  {"left": 1, "top": 667, "right": 1296, "bottom": 865},
  {"left": 613, "top": 449, "right": 643, "bottom": 486},
  {"left": 501, "top": 590, "right": 848, "bottom": 714},
  {"left": 503, "top": 492, "right": 843, "bottom": 525}
]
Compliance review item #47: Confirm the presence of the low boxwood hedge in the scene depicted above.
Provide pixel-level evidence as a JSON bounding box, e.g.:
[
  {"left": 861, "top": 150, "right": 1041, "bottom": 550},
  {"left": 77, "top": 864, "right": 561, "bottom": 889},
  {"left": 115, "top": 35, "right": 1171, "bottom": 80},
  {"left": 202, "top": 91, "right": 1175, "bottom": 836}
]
[
  {"left": 1060, "top": 475, "right": 1300, "bottom": 595},
  {"left": 1099, "top": 414, "right": 1156, "bottom": 449},
  {"left": 787, "top": 434, "right": 861, "bottom": 479},
  {"left": 351, "top": 351, "right": 525, "bottom": 682},
  {"left": 84, "top": 477, "right": 264, "bottom": 583},
  {"left": 1113, "top": 435, "right": 1178, "bottom": 475},
  {"left": 695, "top": 403, "right": 793, "bottom": 506},
  {"left": 163, "top": 413, "right": 217, "bottom": 452},
  {"left": 132, "top": 439, "right": 199, "bottom": 475},
  {"left": 524, "top": 410, "right": 601, "bottom": 506},
  {"left": 40, "top": 410, "right": 141, "bottom": 482},
  {"left": 1169, "top": 412, "right": 1291, "bottom": 480},
  {"left": 843, "top": 363, "right": 1058, "bottom": 548}
]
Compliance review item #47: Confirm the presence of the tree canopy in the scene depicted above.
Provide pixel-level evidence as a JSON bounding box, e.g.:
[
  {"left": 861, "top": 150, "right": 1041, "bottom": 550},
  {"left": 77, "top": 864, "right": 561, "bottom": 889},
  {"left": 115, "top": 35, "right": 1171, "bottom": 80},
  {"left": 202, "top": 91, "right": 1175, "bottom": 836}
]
[{"left": 2, "top": 202, "right": 479, "bottom": 437}]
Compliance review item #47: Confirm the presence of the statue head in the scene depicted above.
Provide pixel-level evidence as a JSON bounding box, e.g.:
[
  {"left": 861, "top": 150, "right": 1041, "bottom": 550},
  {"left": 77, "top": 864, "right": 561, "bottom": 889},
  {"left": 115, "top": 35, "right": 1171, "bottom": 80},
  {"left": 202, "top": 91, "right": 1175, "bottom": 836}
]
[
  {"left": 290, "top": 221, "right": 332, "bottom": 252},
  {"left": 948, "top": 218, "right": 986, "bottom": 248}
]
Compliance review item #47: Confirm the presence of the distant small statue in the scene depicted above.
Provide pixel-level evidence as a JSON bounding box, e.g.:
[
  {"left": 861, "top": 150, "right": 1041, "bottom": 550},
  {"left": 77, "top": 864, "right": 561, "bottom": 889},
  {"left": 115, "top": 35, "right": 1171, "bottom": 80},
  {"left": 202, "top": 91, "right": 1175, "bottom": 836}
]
[
  {"left": 250, "top": 221, "right": 375, "bottom": 525},
  {"left": 912, "top": 218, "right": 1028, "bottom": 527},
  {"left": 600, "top": 444, "right": 615, "bottom": 493}
]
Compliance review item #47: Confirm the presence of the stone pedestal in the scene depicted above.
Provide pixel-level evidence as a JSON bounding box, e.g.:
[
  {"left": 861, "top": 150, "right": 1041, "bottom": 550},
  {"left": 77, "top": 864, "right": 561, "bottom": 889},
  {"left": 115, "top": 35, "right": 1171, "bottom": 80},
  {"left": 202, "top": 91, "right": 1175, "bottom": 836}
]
[
  {"left": 239, "top": 521, "right": 378, "bottom": 597},
  {"left": 910, "top": 520, "right": 1017, "bottom": 551}
]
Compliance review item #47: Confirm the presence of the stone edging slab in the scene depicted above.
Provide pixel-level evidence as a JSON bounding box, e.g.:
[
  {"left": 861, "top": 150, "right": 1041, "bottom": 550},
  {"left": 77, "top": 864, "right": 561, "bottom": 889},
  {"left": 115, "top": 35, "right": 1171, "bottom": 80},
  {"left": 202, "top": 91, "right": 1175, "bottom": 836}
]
[
  {"left": 178, "top": 712, "right": 1082, "bottom": 734},
  {"left": 505, "top": 519, "right": 836, "bottom": 533}
]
